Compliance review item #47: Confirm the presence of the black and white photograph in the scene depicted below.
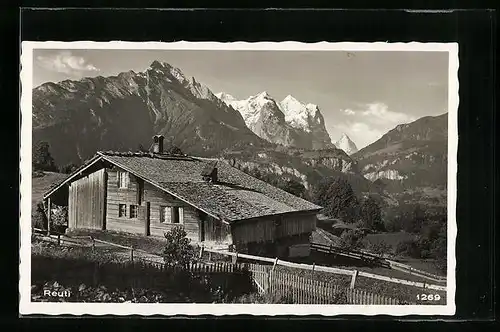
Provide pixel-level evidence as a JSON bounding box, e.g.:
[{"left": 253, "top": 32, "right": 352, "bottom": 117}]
[{"left": 19, "top": 41, "right": 458, "bottom": 316}]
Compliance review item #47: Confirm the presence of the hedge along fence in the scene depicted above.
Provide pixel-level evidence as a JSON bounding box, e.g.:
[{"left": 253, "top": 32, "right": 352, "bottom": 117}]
[{"left": 31, "top": 254, "right": 254, "bottom": 303}]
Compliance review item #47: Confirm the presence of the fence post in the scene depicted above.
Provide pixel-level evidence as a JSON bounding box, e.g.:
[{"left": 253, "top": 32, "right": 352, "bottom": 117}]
[
  {"left": 57, "top": 234, "right": 61, "bottom": 246},
  {"left": 91, "top": 236, "right": 95, "bottom": 252},
  {"left": 350, "top": 270, "right": 358, "bottom": 289},
  {"left": 130, "top": 246, "right": 134, "bottom": 262},
  {"left": 311, "top": 263, "right": 315, "bottom": 278},
  {"left": 208, "top": 251, "right": 212, "bottom": 262},
  {"left": 232, "top": 252, "right": 238, "bottom": 264},
  {"left": 46, "top": 197, "right": 51, "bottom": 236},
  {"left": 272, "top": 257, "right": 279, "bottom": 272},
  {"left": 199, "top": 245, "right": 204, "bottom": 259}
]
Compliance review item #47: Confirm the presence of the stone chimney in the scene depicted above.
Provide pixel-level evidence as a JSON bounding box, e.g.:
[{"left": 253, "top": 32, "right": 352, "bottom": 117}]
[{"left": 152, "top": 135, "right": 164, "bottom": 154}]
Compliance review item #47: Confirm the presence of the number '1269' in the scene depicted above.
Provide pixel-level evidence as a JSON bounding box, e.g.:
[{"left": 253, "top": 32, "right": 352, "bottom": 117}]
[{"left": 417, "top": 294, "right": 441, "bottom": 301}]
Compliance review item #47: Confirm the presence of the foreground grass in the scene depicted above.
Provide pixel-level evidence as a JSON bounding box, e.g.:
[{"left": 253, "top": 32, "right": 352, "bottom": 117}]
[
  {"left": 31, "top": 238, "right": 251, "bottom": 303},
  {"left": 67, "top": 229, "right": 168, "bottom": 255}
]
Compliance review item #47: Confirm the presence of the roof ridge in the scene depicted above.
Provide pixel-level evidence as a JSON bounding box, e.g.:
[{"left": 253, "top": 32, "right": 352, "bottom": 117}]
[{"left": 98, "top": 150, "right": 196, "bottom": 161}]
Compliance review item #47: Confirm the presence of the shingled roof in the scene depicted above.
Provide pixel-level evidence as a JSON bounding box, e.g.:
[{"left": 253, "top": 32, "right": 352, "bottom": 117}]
[
  {"left": 103, "top": 152, "right": 322, "bottom": 222},
  {"left": 45, "top": 151, "right": 322, "bottom": 223}
]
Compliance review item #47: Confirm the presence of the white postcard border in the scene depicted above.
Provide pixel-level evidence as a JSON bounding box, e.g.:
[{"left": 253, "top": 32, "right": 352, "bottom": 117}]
[{"left": 19, "top": 41, "right": 458, "bottom": 316}]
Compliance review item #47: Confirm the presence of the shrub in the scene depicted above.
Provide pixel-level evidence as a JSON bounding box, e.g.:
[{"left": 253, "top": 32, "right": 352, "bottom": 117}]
[
  {"left": 162, "top": 226, "right": 195, "bottom": 268},
  {"left": 339, "top": 229, "right": 366, "bottom": 251},
  {"left": 32, "top": 201, "right": 48, "bottom": 229},
  {"left": 368, "top": 240, "right": 392, "bottom": 258},
  {"left": 395, "top": 239, "right": 421, "bottom": 258}
]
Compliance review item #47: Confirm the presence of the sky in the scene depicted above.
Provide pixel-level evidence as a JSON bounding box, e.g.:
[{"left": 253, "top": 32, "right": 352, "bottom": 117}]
[{"left": 32, "top": 49, "right": 449, "bottom": 149}]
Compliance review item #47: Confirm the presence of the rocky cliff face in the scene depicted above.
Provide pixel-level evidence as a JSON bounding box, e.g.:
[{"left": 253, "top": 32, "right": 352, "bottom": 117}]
[
  {"left": 32, "top": 61, "right": 268, "bottom": 165},
  {"left": 216, "top": 92, "right": 334, "bottom": 150},
  {"left": 353, "top": 113, "right": 448, "bottom": 190},
  {"left": 219, "top": 147, "right": 372, "bottom": 195}
]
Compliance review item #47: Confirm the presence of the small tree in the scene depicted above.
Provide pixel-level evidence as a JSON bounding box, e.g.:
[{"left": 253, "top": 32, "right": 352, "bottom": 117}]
[
  {"left": 33, "top": 141, "right": 57, "bottom": 172},
  {"left": 359, "top": 196, "right": 383, "bottom": 231},
  {"left": 162, "top": 226, "right": 195, "bottom": 268},
  {"left": 312, "top": 176, "right": 359, "bottom": 223}
]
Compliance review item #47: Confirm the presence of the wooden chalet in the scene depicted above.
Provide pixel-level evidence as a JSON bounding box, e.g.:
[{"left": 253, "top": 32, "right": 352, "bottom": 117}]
[{"left": 43, "top": 135, "right": 322, "bottom": 258}]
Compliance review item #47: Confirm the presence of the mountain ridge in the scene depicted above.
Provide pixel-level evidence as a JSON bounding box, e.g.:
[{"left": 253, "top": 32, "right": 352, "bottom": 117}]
[
  {"left": 353, "top": 112, "right": 448, "bottom": 190},
  {"left": 216, "top": 91, "right": 334, "bottom": 150},
  {"left": 32, "top": 61, "right": 269, "bottom": 165}
]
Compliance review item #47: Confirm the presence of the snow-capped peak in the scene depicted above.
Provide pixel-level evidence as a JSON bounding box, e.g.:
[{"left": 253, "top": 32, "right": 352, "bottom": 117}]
[
  {"left": 255, "top": 91, "right": 273, "bottom": 100},
  {"left": 335, "top": 133, "right": 358, "bottom": 155},
  {"left": 215, "top": 92, "right": 237, "bottom": 105},
  {"left": 279, "top": 95, "right": 320, "bottom": 132}
]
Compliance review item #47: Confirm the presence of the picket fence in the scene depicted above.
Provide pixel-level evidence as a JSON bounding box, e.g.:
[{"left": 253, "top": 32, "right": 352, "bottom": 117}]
[{"left": 138, "top": 258, "right": 409, "bottom": 305}]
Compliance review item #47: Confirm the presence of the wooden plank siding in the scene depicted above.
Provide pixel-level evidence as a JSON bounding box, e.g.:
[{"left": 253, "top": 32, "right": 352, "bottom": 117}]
[
  {"left": 231, "top": 212, "right": 316, "bottom": 245},
  {"left": 68, "top": 168, "right": 106, "bottom": 230},
  {"left": 105, "top": 168, "right": 200, "bottom": 242},
  {"left": 202, "top": 215, "right": 232, "bottom": 245}
]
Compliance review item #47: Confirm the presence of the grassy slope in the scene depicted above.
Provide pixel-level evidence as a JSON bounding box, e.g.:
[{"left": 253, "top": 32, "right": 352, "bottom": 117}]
[{"left": 31, "top": 172, "right": 69, "bottom": 216}]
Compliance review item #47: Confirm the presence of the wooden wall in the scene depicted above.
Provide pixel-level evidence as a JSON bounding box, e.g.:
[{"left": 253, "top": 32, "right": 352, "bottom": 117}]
[
  {"left": 68, "top": 168, "right": 106, "bottom": 230},
  {"left": 202, "top": 216, "right": 232, "bottom": 246},
  {"left": 105, "top": 168, "right": 200, "bottom": 242},
  {"left": 231, "top": 212, "right": 317, "bottom": 249}
]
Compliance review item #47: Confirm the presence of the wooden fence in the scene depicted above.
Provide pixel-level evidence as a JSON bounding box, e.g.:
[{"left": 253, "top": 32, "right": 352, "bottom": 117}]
[
  {"left": 31, "top": 230, "right": 422, "bottom": 304},
  {"left": 136, "top": 259, "right": 408, "bottom": 305},
  {"left": 201, "top": 247, "right": 447, "bottom": 292},
  {"left": 267, "top": 269, "right": 403, "bottom": 305}
]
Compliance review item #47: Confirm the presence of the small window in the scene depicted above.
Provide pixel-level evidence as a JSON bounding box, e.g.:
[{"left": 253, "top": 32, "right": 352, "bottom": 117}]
[
  {"left": 117, "top": 171, "right": 129, "bottom": 189},
  {"left": 160, "top": 206, "right": 184, "bottom": 224},
  {"left": 129, "top": 205, "right": 138, "bottom": 219},
  {"left": 119, "top": 204, "right": 127, "bottom": 217}
]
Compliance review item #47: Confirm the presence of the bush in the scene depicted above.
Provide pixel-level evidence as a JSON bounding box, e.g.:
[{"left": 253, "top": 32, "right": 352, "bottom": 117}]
[
  {"left": 368, "top": 240, "right": 392, "bottom": 258},
  {"left": 395, "top": 239, "right": 422, "bottom": 258},
  {"left": 32, "top": 201, "right": 48, "bottom": 229},
  {"left": 59, "top": 163, "right": 79, "bottom": 174},
  {"left": 162, "top": 226, "right": 195, "bottom": 268},
  {"left": 339, "top": 229, "right": 366, "bottom": 251}
]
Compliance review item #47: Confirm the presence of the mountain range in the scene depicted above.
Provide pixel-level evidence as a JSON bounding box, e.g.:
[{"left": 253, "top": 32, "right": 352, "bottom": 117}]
[
  {"left": 32, "top": 60, "right": 448, "bottom": 211},
  {"left": 215, "top": 92, "right": 334, "bottom": 150},
  {"left": 32, "top": 60, "right": 268, "bottom": 166}
]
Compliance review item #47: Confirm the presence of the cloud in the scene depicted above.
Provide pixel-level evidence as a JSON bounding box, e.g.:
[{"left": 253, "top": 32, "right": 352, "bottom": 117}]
[
  {"left": 331, "top": 102, "right": 417, "bottom": 149},
  {"left": 341, "top": 108, "right": 356, "bottom": 115},
  {"left": 332, "top": 122, "right": 384, "bottom": 149},
  {"left": 36, "top": 51, "right": 100, "bottom": 76},
  {"left": 360, "top": 102, "right": 416, "bottom": 125}
]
